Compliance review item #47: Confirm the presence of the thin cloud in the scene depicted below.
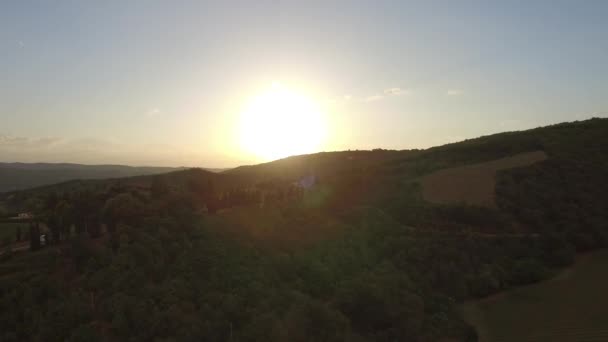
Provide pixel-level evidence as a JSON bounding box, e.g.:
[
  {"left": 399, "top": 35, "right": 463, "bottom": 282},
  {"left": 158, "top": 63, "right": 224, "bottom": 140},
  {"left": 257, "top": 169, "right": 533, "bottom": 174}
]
[
  {"left": 384, "top": 87, "right": 409, "bottom": 96},
  {"left": 364, "top": 87, "right": 409, "bottom": 102},
  {"left": 0, "top": 135, "right": 27, "bottom": 146},
  {"left": 0, "top": 134, "right": 228, "bottom": 167},
  {"left": 334, "top": 87, "right": 408, "bottom": 104},
  {"left": 0, "top": 135, "right": 63, "bottom": 148},
  {"left": 146, "top": 108, "right": 161, "bottom": 117},
  {"left": 364, "top": 95, "right": 384, "bottom": 102},
  {"left": 447, "top": 89, "right": 463, "bottom": 96}
]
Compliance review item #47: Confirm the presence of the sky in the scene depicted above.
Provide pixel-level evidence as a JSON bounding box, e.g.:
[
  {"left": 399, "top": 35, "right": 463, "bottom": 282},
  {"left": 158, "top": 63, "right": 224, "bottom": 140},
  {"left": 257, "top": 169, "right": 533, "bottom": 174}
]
[{"left": 1, "top": 0, "right": 607, "bottom": 167}]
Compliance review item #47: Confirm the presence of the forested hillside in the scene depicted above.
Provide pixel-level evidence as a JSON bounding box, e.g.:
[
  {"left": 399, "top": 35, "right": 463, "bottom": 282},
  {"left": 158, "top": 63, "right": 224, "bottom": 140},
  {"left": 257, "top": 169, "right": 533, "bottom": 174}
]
[{"left": 0, "top": 118, "right": 606, "bottom": 341}]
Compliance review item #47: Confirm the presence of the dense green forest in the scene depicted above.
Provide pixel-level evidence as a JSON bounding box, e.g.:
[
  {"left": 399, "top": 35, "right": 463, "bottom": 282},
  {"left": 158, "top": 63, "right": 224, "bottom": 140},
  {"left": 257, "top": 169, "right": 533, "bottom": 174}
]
[{"left": 0, "top": 118, "right": 607, "bottom": 341}]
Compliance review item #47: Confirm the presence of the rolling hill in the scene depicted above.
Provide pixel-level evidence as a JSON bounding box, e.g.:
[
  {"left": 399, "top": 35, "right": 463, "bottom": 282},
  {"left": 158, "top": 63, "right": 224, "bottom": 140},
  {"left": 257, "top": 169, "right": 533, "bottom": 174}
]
[
  {"left": 0, "top": 163, "right": 191, "bottom": 193},
  {"left": 0, "top": 118, "right": 606, "bottom": 341}
]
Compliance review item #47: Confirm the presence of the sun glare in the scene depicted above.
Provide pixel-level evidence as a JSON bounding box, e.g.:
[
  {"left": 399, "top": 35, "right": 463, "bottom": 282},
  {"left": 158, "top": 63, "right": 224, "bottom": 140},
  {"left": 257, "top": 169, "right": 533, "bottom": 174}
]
[{"left": 239, "top": 83, "right": 327, "bottom": 161}]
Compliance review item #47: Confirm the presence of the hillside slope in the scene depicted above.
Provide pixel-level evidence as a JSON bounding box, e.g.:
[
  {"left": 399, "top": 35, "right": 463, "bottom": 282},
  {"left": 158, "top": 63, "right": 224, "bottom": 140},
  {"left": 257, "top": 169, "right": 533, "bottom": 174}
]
[
  {"left": 0, "top": 163, "right": 188, "bottom": 193},
  {"left": 421, "top": 150, "right": 547, "bottom": 207},
  {"left": 0, "top": 118, "right": 606, "bottom": 341}
]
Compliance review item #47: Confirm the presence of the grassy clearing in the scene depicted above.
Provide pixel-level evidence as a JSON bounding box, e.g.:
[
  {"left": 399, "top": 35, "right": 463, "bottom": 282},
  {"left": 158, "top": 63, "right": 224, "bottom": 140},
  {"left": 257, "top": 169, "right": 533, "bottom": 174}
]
[
  {"left": 461, "top": 249, "right": 608, "bottom": 342},
  {"left": 421, "top": 151, "right": 547, "bottom": 207}
]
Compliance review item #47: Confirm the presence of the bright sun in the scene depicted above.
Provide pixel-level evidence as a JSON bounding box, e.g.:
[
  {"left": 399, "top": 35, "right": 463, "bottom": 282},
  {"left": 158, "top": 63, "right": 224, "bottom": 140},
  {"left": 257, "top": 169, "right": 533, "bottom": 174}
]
[{"left": 239, "top": 83, "right": 327, "bottom": 161}]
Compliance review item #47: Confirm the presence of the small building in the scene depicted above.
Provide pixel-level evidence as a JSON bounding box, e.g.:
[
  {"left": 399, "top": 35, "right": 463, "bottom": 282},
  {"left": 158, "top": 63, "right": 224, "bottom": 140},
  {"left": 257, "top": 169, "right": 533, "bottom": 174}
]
[
  {"left": 17, "top": 212, "right": 33, "bottom": 220},
  {"left": 11, "top": 212, "right": 34, "bottom": 220}
]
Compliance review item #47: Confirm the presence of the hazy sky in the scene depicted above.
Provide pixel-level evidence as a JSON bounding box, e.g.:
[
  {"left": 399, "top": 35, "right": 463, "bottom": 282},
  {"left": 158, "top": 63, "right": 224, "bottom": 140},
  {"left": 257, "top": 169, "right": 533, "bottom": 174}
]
[{"left": 1, "top": 1, "right": 607, "bottom": 167}]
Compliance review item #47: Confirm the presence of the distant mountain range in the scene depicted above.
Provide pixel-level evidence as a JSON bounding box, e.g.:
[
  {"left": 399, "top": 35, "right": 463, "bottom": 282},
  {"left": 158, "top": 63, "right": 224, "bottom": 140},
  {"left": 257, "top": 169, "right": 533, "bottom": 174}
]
[{"left": 0, "top": 163, "right": 197, "bottom": 192}]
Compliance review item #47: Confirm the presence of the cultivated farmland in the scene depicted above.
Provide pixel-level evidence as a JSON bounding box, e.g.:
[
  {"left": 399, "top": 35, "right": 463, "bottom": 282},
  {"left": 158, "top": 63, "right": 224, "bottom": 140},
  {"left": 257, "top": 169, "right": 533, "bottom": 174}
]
[
  {"left": 461, "top": 249, "right": 608, "bottom": 342},
  {"left": 421, "top": 150, "right": 547, "bottom": 207}
]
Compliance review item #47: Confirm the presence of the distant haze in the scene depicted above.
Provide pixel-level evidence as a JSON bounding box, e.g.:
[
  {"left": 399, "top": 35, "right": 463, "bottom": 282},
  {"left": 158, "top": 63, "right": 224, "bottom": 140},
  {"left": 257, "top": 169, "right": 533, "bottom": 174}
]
[{"left": 0, "top": 162, "right": 189, "bottom": 192}]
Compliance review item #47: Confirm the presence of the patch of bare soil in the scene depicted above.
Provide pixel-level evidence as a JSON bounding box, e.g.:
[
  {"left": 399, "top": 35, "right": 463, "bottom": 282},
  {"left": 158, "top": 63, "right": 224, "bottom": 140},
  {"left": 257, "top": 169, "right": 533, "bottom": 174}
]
[{"left": 421, "top": 151, "right": 547, "bottom": 207}]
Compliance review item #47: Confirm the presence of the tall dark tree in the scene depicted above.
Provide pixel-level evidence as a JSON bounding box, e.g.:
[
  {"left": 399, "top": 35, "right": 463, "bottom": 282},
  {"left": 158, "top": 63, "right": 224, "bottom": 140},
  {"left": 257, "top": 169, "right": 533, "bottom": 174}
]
[
  {"left": 72, "top": 191, "right": 102, "bottom": 237},
  {"left": 55, "top": 200, "right": 73, "bottom": 241},
  {"left": 29, "top": 222, "right": 41, "bottom": 251},
  {"left": 46, "top": 213, "right": 61, "bottom": 245}
]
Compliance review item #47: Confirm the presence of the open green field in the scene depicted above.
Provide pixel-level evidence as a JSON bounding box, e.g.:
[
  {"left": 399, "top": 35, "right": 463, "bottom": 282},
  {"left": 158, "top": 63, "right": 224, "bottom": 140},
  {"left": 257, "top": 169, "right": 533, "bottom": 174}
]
[{"left": 461, "top": 250, "right": 608, "bottom": 342}]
